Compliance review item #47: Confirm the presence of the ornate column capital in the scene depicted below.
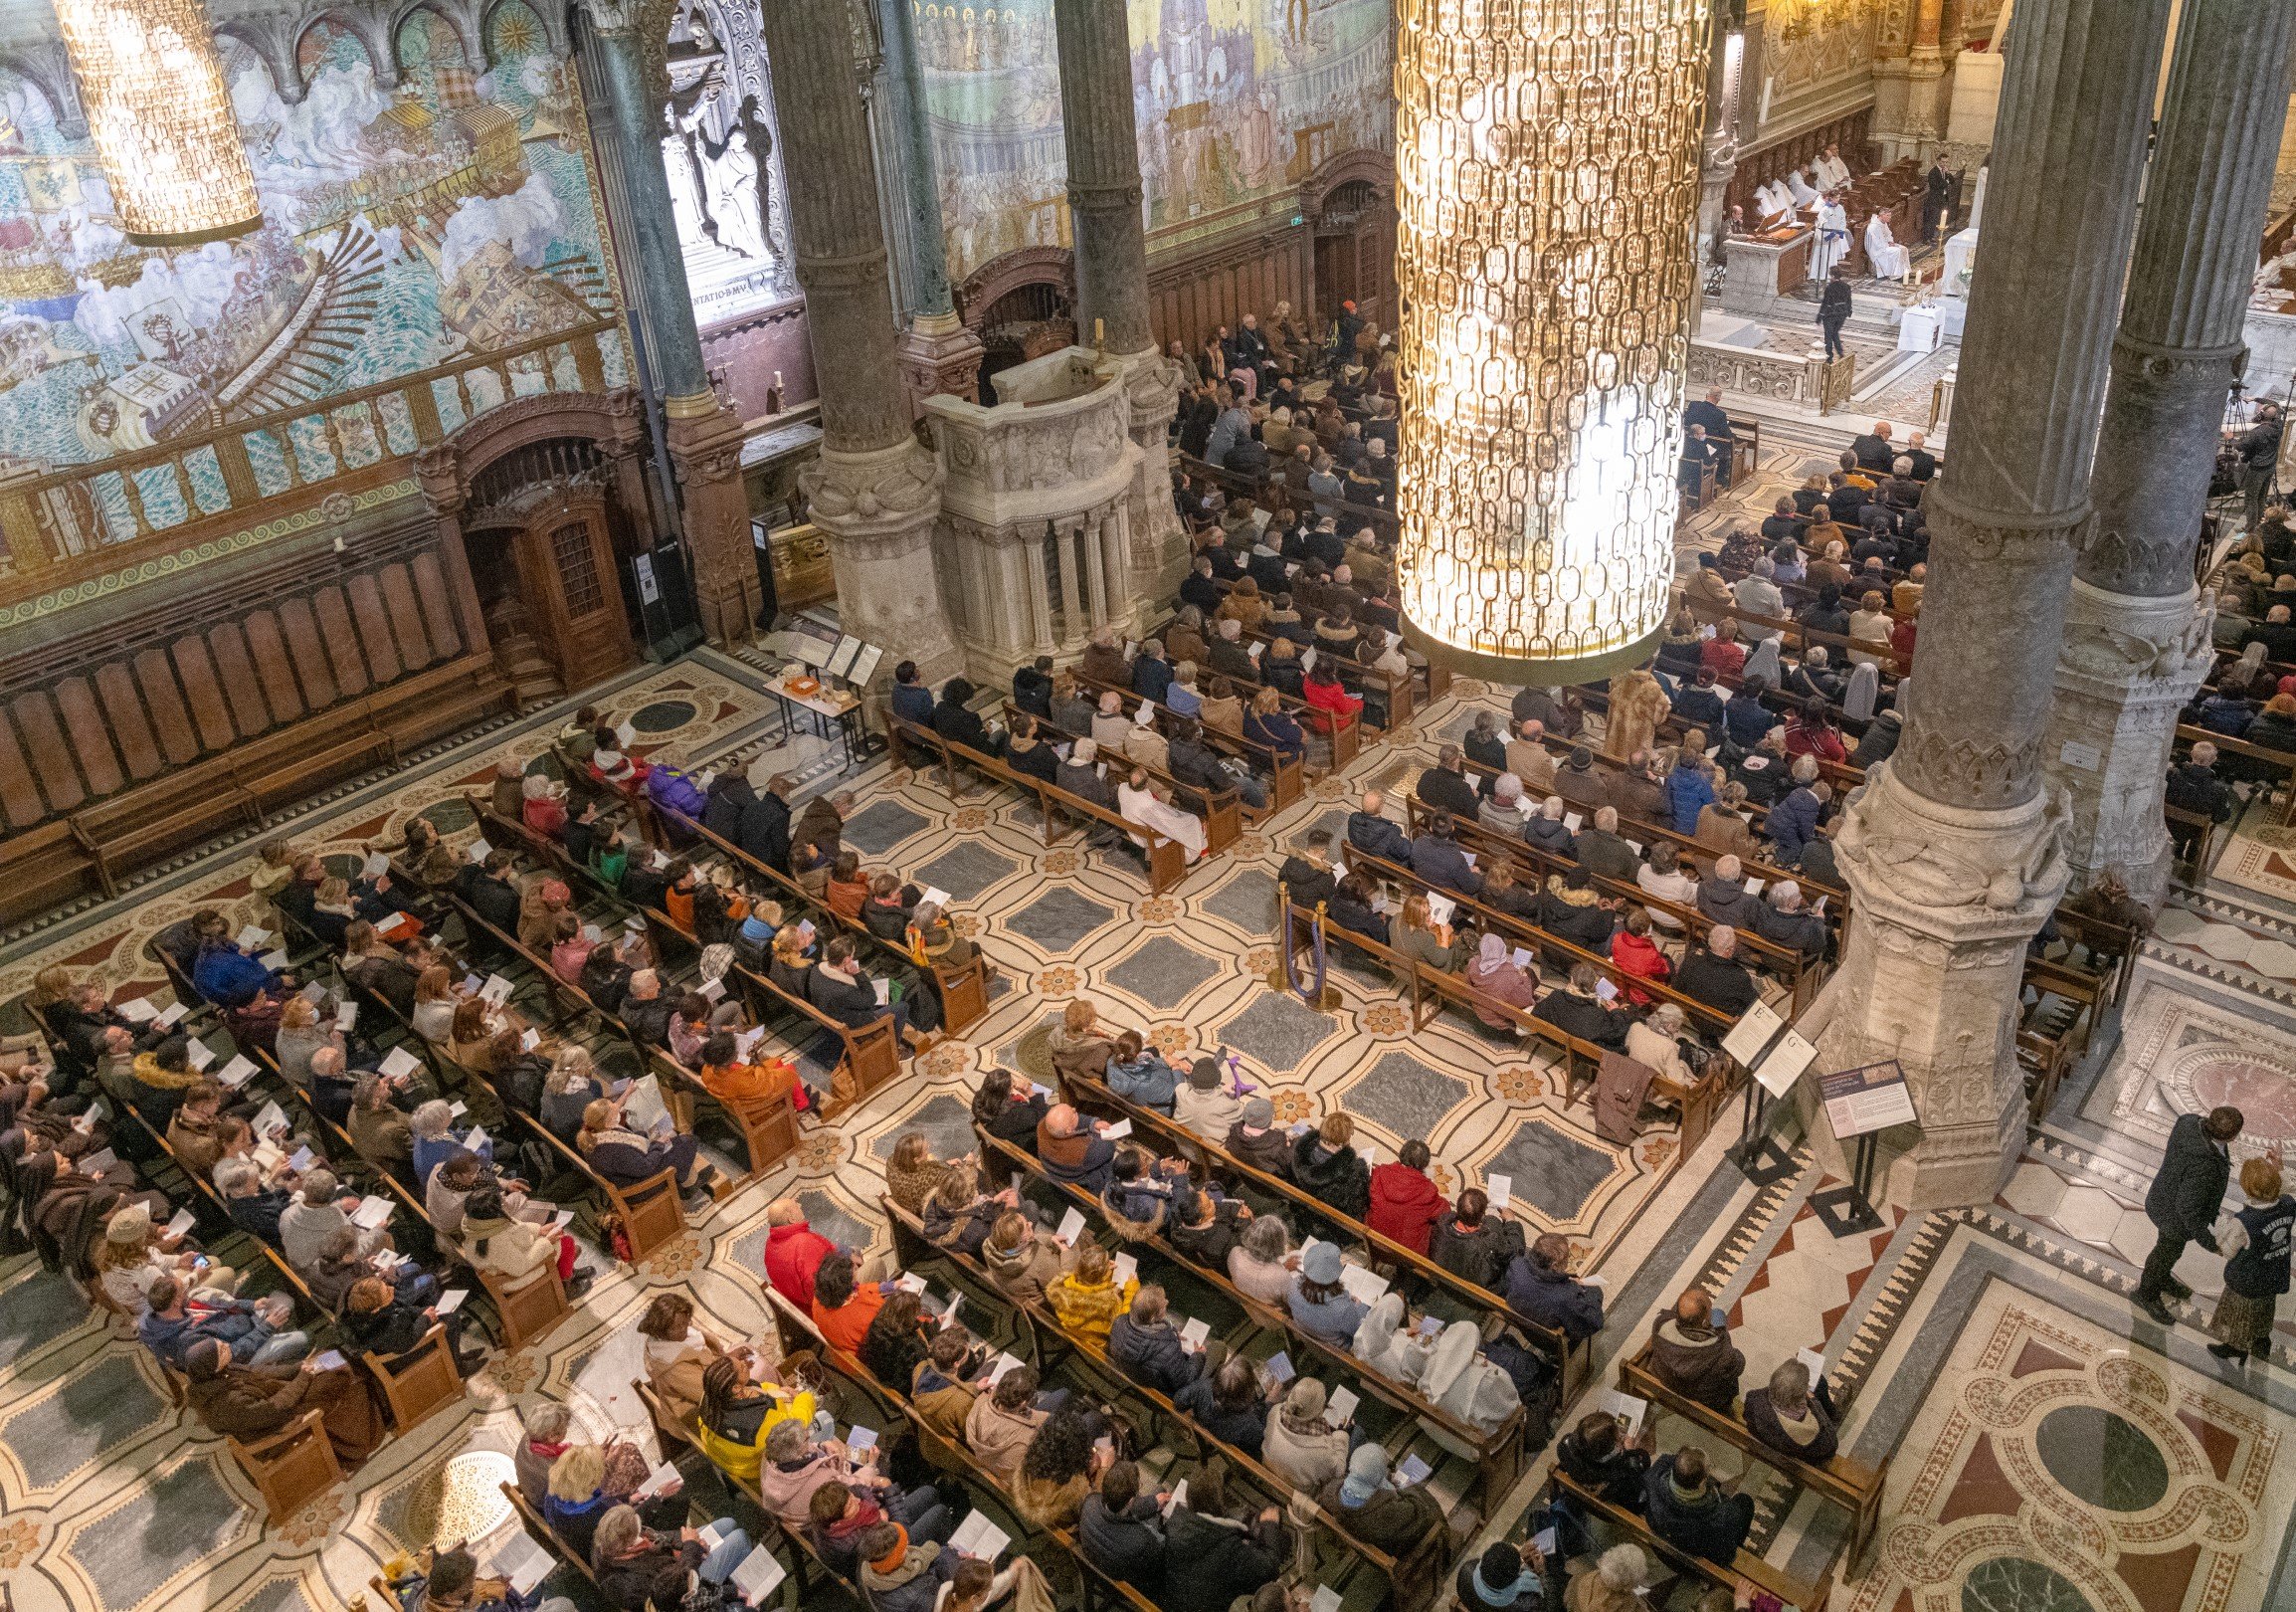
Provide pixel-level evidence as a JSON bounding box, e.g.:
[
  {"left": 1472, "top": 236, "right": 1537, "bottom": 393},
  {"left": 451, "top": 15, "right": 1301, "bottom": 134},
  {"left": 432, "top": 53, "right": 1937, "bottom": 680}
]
[{"left": 576, "top": 0, "right": 652, "bottom": 39}]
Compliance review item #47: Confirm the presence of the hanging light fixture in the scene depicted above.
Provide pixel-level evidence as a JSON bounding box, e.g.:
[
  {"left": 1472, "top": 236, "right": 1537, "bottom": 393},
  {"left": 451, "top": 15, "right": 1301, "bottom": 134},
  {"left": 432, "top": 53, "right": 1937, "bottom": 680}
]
[
  {"left": 1395, "top": 0, "right": 1710, "bottom": 682},
  {"left": 55, "top": 0, "right": 261, "bottom": 247}
]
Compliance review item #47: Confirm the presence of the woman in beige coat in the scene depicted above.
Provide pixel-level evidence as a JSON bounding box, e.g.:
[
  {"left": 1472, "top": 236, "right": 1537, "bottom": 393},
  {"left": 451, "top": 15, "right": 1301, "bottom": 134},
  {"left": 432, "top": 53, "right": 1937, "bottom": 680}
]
[{"left": 1606, "top": 666, "right": 1671, "bottom": 761}]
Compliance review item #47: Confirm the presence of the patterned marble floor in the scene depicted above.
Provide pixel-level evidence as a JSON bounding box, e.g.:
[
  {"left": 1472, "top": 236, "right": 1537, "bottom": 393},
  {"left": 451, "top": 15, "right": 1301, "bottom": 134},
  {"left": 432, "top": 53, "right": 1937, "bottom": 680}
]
[{"left": 15, "top": 455, "right": 2296, "bottom": 1612}]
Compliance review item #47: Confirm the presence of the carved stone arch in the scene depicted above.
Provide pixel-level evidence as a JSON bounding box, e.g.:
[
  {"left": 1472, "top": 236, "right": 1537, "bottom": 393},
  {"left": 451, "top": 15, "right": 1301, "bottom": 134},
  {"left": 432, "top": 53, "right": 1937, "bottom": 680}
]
[
  {"left": 215, "top": 18, "right": 303, "bottom": 107},
  {"left": 292, "top": 7, "right": 395, "bottom": 91},
  {"left": 0, "top": 47, "right": 80, "bottom": 139},
  {"left": 423, "top": 388, "right": 649, "bottom": 494},
  {"left": 957, "top": 247, "right": 1076, "bottom": 329},
  {"left": 389, "top": 0, "right": 480, "bottom": 74},
  {"left": 1300, "top": 146, "right": 1394, "bottom": 225}
]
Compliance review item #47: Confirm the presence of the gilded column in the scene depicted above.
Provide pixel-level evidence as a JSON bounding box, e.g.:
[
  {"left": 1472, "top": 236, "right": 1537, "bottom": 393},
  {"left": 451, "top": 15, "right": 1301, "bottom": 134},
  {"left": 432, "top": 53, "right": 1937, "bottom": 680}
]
[
  {"left": 580, "top": 0, "right": 759, "bottom": 644},
  {"left": 879, "top": 0, "right": 986, "bottom": 407},
  {"left": 2047, "top": 0, "right": 2296, "bottom": 905},
  {"left": 757, "top": 0, "right": 961, "bottom": 682},
  {"left": 1050, "top": 0, "right": 1187, "bottom": 624},
  {"left": 1816, "top": 0, "right": 2174, "bottom": 1208}
]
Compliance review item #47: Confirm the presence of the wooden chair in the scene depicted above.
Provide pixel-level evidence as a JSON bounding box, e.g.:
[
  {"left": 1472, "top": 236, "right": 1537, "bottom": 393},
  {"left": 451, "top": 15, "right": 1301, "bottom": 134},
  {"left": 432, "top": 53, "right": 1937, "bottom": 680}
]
[
  {"left": 231, "top": 1408, "right": 345, "bottom": 1524},
  {"left": 359, "top": 1322, "right": 467, "bottom": 1433}
]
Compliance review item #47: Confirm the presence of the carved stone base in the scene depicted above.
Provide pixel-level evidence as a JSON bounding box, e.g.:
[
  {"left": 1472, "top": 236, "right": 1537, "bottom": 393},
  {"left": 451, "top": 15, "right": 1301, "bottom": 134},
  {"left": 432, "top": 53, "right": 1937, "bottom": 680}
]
[
  {"left": 665, "top": 395, "right": 763, "bottom": 648},
  {"left": 2045, "top": 577, "right": 2216, "bottom": 907},
  {"left": 1094, "top": 345, "right": 1188, "bottom": 628},
  {"left": 1813, "top": 762, "right": 2070, "bottom": 1208},
  {"left": 801, "top": 438, "right": 961, "bottom": 686},
  {"left": 895, "top": 312, "right": 988, "bottom": 416}
]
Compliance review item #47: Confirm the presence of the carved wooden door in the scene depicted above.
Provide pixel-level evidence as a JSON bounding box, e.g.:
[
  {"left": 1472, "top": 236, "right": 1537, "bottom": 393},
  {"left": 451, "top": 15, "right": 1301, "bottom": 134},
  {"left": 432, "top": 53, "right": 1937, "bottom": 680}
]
[{"left": 513, "top": 491, "right": 635, "bottom": 691}]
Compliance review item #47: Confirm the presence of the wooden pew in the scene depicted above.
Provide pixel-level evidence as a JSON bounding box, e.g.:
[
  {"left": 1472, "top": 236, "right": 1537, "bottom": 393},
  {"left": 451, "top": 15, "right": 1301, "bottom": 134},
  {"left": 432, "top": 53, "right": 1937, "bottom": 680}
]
[
  {"left": 1550, "top": 1467, "right": 1830, "bottom": 1612},
  {"left": 885, "top": 713, "right": 1198, "bottom": 895},
  {"left": 759, "top": 1288, "right": 1170, "bottom": 1612},
  {"left": 1045, "top": 967, "right": 1592, "bottom": 1404},
  {"left": 962, "top": 1127, "right": 1521, "bottom": 1528},
  {"left": 1002, "top": 699, "right": 1244, "bottom": 853},
  {"left": 1051, "top": 672, "right": 1307, "bottom": 812},
  {"left": 1403, "top": 792, "right": 1820, "bottom": 1010},
  {"left": 1616, "top": 1339, "right": 1883, "bottom": 1576},
  {"left": 632, "top": 798, "right": 993, "bottom": 1038}
]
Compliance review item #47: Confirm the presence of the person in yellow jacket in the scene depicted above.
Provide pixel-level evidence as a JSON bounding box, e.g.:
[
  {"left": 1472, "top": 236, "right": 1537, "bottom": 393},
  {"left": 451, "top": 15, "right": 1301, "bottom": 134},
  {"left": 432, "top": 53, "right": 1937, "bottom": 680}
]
[
  {"left": 1045, "top": 1242, "right": 1137, "bottom": 1343},
  {"left": 692, "top": 1351, "right": 824, "bottom": 1485}
]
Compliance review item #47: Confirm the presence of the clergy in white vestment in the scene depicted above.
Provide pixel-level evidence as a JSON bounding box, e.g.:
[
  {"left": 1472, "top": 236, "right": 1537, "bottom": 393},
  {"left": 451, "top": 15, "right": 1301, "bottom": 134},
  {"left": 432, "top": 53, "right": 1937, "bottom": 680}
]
[
  {"left": 1754, "top": 181, "right": 1793, "bottom": 228},
  {"left": 1785, "top": 167, "right": 1819, "bottom": 207},
  {"left": 1813, "top": 142, "right": 1853, "bottom": 192},
  {"left": 1864, "top": 209, "right": 1913, "bottom": 281},
  {"left": 1813, "top": 195, "right": 1851, "bottom": 278},
  {"left": 1117, "top": 772, "right": 1206, "bottom": 862}
]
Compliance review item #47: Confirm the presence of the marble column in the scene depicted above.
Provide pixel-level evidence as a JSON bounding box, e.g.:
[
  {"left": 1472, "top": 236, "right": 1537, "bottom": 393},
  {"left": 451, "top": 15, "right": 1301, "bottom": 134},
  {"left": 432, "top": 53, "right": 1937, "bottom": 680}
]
[
  {"left": 1050, "top": 0, "right": 1187, "bottom": 624},
  {"left": 581, "top": 0, "right": 759, "bottom": 645},
  {"left": 1695, "top": 15, "right": 1743, "bottom": 336},
  {"left": 1816, "top": 0, "right": 2173, "bottom": 1209},
  {"left": 878, "top": 0, "right": 986, "bottom": 408},
  {"left": 756, "top": 0, "right": 962, "bottom": 683},
  {"left": 2047, "top": 0, "right": 2296, "bottom": 906}
]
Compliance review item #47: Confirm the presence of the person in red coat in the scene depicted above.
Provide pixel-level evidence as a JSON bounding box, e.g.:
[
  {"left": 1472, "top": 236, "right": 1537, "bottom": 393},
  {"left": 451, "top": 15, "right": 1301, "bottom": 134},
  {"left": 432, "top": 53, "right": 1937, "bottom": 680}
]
[
  {"left": 1366, "top": 1140, "right": 1450, "bottom": 1255},
  {"left": 763, "top": 1198, "right": 835, "bottom": 1311},
  {"left": 1607, "top": 907, "right": 1673, "bottom": 1007}
]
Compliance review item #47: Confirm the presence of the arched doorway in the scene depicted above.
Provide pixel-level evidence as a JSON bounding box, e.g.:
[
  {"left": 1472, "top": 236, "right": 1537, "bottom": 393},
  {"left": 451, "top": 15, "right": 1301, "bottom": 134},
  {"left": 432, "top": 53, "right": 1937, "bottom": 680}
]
[
  {"left": 418, "top": 394, "right": 655, "bottom": 705},
  {"left": 960, "top": 248, "right": 1078, "bottom": 402},
  {"left": 1311, "top": 174, "right": 1396, "bottom": 330},
  {"left": 463, "top": 439, "right": 639, "bottom": 702}
]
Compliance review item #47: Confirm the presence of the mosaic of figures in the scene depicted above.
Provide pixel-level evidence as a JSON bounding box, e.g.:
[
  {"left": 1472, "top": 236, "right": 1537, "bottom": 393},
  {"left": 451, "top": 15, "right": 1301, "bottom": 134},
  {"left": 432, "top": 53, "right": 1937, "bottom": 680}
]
[
  {"left": 915, "top": 0, "right": 1393, "bottom": 282},
  {"left": 0, "top": 0, "right": 629, "bottom": 479}
]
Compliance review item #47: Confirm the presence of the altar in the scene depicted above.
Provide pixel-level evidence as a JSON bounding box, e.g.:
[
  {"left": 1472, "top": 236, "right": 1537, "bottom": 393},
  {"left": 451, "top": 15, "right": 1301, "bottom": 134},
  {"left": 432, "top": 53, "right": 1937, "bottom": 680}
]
[{"left": 1722, "top": 227, "right": 1816, "bottom": 314}]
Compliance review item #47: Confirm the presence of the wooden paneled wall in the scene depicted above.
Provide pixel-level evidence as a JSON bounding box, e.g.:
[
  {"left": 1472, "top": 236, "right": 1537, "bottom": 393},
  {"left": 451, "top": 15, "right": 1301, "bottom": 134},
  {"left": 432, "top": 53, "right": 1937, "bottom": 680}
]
[
  {"left": 1148, "top": 226, "right": 1316, "bottom": 355},
  {"left": 0, "top": 548, "right": 463, "bottom": 828},
  {"left": 0, "top": 515, "right": 512, "bottom": 919}
]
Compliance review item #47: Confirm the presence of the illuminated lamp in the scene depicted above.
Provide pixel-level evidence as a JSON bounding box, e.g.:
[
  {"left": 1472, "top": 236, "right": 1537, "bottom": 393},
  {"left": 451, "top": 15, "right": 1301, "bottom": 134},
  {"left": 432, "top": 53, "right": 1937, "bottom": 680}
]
[
  {"left": 55, "top": 0, "right": 262, "bottom": 247},
  {"left": 1394, "top": 0, "right": 1710, "bottom": 682}
]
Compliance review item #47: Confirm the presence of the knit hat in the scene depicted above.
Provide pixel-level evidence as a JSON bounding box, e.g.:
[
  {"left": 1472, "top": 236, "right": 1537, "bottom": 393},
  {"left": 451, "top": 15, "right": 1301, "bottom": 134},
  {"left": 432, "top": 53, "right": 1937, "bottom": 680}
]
[
  {"left": 106, "top": 1201, "right": 151, "bottom": 1245},
  {"left": 1284, "top": 1378, "right": 1327, "bottom": 1418},
  {"left": 1243, "top": 1097, "right": 1274, "bottom": 1127},
  {"left": 866, "top": 1523, "right": 909, "bottom": 1573},
  {"left": 1302, "top": 1241, "right": 1344, "bottom": 1285},
  {"left": 1188, "top": 1058, "right": 1222, "bottom": 1091}
]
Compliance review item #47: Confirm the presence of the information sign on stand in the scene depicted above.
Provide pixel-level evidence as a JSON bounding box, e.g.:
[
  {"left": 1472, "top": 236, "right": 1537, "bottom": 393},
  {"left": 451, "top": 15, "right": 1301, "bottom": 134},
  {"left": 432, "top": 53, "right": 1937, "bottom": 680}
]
[{"left": 1809, "top": 1061, "right": 1916, "bottom": 1235}]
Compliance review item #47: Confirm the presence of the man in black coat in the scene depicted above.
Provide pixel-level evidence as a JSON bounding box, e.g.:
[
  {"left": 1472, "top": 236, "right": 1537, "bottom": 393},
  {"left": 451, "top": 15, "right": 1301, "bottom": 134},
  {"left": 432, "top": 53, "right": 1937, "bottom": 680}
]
[
  {"left": 1107, "top": 1287, "right": 1209, "bottom": 1396},
  {"left": 1418, "top": 745, "right": 1482, "bottom": 818},
  {"left": 1818, "top": 265, "right": 1853, "bottom": 360},
  {"left": 1347, "top": 789, "right": 1415, "bottom": 867},
  {"left": 2134, "top": 1107, "right": 2243, "bottom": 1323},
  {"left": 1079, "top": 1460, "right": 1168, "bottom": 1597},
  {"left": 738, "top": 775, "right": 794, "bottom": 872},
  {"left": 701, "top": 770, "right": 756, "bottom": 842},
  {"left": 1675, "top": 926, "right": 1758, "bottom": 1015}
]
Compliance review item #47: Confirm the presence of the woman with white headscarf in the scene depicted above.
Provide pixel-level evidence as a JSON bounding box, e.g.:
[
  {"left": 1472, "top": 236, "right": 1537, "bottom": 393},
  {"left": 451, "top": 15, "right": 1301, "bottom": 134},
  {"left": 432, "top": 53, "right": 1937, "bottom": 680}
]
[
  {"left": 1418, "top": 1313, "right": 1523, "bottom": 1451},
  {"left": 1741, "top": 635, "right": 1783, "bottom": 690},
  {"left": 1842, "top": 658, "right": 1881, "bottom": 722}
]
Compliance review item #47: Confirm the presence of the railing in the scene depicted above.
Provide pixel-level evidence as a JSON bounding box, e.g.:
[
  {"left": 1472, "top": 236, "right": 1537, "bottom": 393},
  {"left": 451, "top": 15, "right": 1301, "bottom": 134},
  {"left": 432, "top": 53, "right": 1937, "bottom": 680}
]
[{"left": 0, "top": 315, "right": 623, "bottom": 604}]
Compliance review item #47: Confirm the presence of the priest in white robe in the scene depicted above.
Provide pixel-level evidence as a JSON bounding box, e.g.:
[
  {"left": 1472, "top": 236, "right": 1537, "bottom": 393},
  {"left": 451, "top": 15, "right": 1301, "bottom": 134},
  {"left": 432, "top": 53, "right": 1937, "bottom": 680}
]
[
  {"left": 1753, "top": 181, "right": 1794, "bottom": 229},
  {"left": 1813, "top": 194, "right": 1851, "bottom": 279},
  {"left": 1785, "top": 167, "right": 1819, "bottom": 208},
  {"left": 1117, "top": 771, "right": 1206, "bottom": 862},
  {"left": 1864, "top": 208, "right": 1913, "bottom": 282},
  {"left": 1813, "top": 142, "right": 1853, "bottom": 192}
]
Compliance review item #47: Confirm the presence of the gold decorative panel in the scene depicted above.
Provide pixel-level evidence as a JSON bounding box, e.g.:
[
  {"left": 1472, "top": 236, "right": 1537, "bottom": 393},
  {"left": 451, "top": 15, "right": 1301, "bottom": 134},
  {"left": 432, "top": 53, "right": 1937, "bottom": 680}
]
[{"left": 1394, "top": 0, "right": 1710, "bottom": 681}]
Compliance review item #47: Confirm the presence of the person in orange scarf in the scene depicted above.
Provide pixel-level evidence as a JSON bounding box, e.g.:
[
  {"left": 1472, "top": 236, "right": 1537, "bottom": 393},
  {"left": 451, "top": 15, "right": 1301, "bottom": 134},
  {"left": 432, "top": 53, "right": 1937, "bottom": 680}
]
[{"left": 696, "top": 1031, "right": 802, "bottom": 1109}]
